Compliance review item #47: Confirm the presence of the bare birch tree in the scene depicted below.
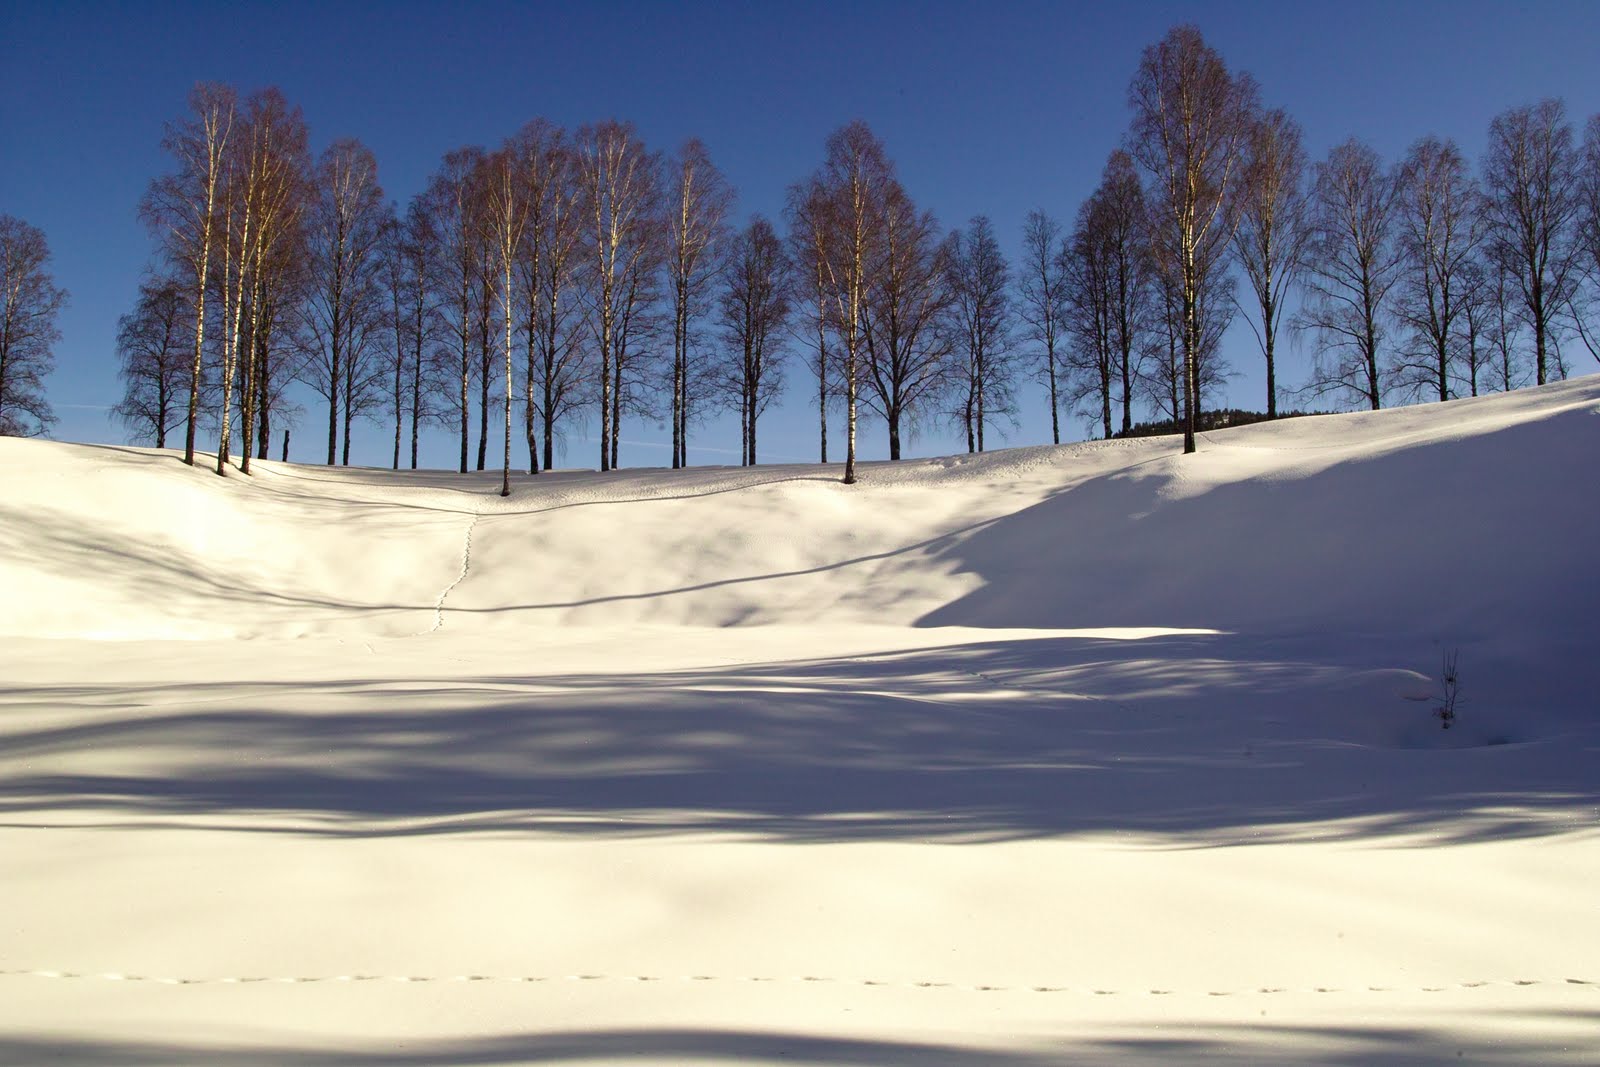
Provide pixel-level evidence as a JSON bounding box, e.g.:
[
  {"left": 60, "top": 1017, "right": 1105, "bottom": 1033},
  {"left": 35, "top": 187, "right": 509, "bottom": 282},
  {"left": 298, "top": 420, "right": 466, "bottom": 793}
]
[
  {"left": 0, "top": 215, "right": 67, "bottom": 437},
  {"left": 812, "top": 121, "right": 893, "bottom": 484},
  {"left": 420, "top": 147, "right": 488, "bottom": 473},
  {"left": 1232, "top": 107, "right": 1309, "bottom": 419},
  {"left": 514, "top": 125, "right": 586, "bottom": 473},
  {"left": 249, "top": 230, "right": 308, "bottom": 463},
  {"left": 301, "top": 138, "right": 387, "bottom": 465},
  {"left": 1127, "top": 25, "right": 1255, "bottom": 453},
  {"left": 245, "top": 93, "right": 308, "bottom": 474},
  {"left": 1096, "top": 151, "right": 1154, "bottom": 433},
  {"left": 1143, "top": 237, "right": 1234, "bottom": 426},
  {"left": 1392, "top": 136, "right": 1483, "bottom": 402},
  {"left": 1018, "top": 210, "right": 1067, "bottom": 444},
  {"left": 576, "top": 120, "right": 660, "bottom": 472},
  {"left": 1456, "top": 257, "right": 1495, "bottom": 397},
  {"left": 1487, "top": 251, "right": 1528, "bottom": 392},
  {"left": 216, "top": 89, "right": 308, "bottom": 475},
  {"left": 469, "top": 196, "right": 505, "bottom": 472},
  {"left": 945, "top": 215, "right": 1013, "bottom": 452},
  {"left": 667, "top": 139, "right": 733, "bottom": 468},
  {"left": 1482, "top": 99, "right": 1581, "bottom": 385},
  {"left": 609, "top": 222, "right": 666, "bottom": 470},
  {"left": 1063, "top": 196, "right": 1115, "bottom": 438},
  {"left": 1145, "top": 263, "right": 1183, "bottom": 423},
  {"left": 377, "top": 212, "right": 408, "bottom": 469},
  {"left": 1298, "top": 138, "right": 1401, "bottom": 410},
  {"left": 862, "top": 180, "right": 951, "bottom": 459},
  {"left": 114, "top": 275, "right": 189, "bottom": 446},
  {"left": 1065, "top": 159, "right": 1157, "bottom": 440},
  {"left": 785, "top": 176, "right": 837, "bottom": 463},
  {"left": 142, "top": 82, "right": 235, "bottom": 465},
  {"left": 379, "top": 202, "right": 444, "bottom": 470},
  {"left": 718, "top": 216, "right": 791, "bottom": 465},
  {"left": 483, "top": 142, "right": 532, "bottom": 496}
]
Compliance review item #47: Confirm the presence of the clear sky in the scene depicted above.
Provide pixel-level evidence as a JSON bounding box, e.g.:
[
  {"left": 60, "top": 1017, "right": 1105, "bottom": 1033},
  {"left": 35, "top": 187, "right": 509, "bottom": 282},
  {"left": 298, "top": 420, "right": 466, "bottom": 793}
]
[{"left": 3, "top": 0, "right": 1598, "bottom": 469}]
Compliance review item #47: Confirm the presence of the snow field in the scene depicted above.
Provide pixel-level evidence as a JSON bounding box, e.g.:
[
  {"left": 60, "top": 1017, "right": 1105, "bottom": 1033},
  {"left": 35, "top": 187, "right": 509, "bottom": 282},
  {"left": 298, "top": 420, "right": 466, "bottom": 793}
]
[{"left": 1, "top": 377, "right": 1598, "bottom": 1062}]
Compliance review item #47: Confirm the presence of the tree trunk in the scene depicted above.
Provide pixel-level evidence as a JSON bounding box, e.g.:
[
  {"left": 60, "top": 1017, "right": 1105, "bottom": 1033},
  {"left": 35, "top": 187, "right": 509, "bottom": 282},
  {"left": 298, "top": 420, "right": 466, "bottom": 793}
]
[
  {"left": 671, "top": 308, "right": 684, "bottom": 469},
  {"left": 1047, "top": 344, "right": 1060, "bottom": 445},
  {"left": 1099, "top": 315, "right": 1113, "bottom": 440},
  {"left": 327, "top": 304, "right": 341, "bottom": 465},
  {"left": 1264, "top": 305, "right": 1277, "bottom": 419},
  {"left": 1467, "top": 331, "right": 1480, "bottom": 397},
  {"left": 217, "top": 187, "right": 247, "bottom": 479},
  {"left": 240, "top": 280, "right": 261, "bottom": 475},
  {"left": 256, "top": 343, "right": 271, "bottom": 460},
  {"left": 156, "top": 371, "right": 169, "bottom": 449},
  {"left": 392, "top": 357, "right": 402, "bottom": 470},
  {"left": 342, "top": 362, "right": 354, "bottom": 466},
  {"left": 183, "top": 157, "right": 221, "bottom": 468},
  {"left": 524, "top": 342, "right": 538, "bottom": 475},
  {"left": 818, "top": 341, "right": 828, "bottom": 463},
  {"left": 476, "top": 351, "right": 489, "bottom": 471},
  {"left": 610, "top": 354, "right": 621, "bottom": 470},
  {"left": 1182, "top": 247, "right": 1198, "bottom": 454},
  {"left": 1532, "top": 274, "right": 1547, "bottom": 385},
  {"left": 843, "top": 357, "right": 857, "bottom": 484},
  {"left": 410, "top": 333, "right": 422, "bottom": 470},
  {"left": 459, "top": 344, "right": 469, "bottom": 474},
  {"left": 543, "top": 342, "right": 555, "bottom": 473},
  {"left": 977, "top": 356, "right": 987, "bottom": 453},
  {"left": 599, "top": 343, "right": 610, "bottom": 472},
  {"left": 740, "top": 355, "right": 752, "bottom": 466},
  {"left": 1119, "top": 347, "right": 1132, "bottom": 434},
  {"left": 501, "top": 267, "right": 513, "bottom": 497}
]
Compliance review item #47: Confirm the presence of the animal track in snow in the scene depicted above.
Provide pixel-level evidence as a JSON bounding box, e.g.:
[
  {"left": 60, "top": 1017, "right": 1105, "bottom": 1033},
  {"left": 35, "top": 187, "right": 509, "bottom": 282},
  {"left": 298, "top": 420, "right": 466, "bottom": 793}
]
[{"left": 423, "top": 503, "right": 484, "bottom": 634}]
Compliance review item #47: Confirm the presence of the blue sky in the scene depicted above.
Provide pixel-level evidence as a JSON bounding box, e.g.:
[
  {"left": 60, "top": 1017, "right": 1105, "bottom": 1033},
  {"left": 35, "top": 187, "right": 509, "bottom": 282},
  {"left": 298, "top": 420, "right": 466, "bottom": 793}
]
[{"left": 3, "top": 1, "right": 1598, "bottom": 468}]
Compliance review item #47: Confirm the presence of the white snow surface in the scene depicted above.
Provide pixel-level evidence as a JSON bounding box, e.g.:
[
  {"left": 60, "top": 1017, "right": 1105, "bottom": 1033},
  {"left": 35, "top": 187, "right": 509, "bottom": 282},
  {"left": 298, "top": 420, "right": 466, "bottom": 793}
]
[{"left": 2, "top": 378, "right": 1598, "bottom": 1063}]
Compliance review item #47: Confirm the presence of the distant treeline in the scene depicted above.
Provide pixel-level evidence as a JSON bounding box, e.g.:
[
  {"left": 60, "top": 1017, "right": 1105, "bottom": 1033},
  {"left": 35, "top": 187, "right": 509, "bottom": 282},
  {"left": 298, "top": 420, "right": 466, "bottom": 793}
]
[{"left": 8, "top": 24, "right": 1597, "bottom": 475}]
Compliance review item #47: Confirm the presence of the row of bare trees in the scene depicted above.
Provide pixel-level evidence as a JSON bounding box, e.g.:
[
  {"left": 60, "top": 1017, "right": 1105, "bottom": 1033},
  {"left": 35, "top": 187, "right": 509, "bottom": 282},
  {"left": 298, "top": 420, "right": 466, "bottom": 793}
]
[
  {"left": 117, "top": 39, "right": 1600, "bottom": 475},
  {"left": 443, "top": 117, "right": 1029, "bottom": 483},
  {"left": 786, "top": 122, "right": 1034, "bottom": 482},
  {"left": 120, "top": 91, "right": 1030, "bottom": 482},
  {"left": 122, "top": 91, "right": 803, "bottom": 482},
  {"left": 1034, "top": 24, "right": 1600, "bottom": 457},
  {"left": 1280, "top": 101, "right": 1597, "bottom": 412}
]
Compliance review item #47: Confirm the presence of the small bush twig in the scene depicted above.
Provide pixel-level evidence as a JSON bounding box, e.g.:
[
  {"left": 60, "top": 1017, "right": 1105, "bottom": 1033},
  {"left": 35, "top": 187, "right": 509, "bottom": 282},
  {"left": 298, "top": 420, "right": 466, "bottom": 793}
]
[{"left": 1436, "top": 649, "right": 1461, "bottom": 730}]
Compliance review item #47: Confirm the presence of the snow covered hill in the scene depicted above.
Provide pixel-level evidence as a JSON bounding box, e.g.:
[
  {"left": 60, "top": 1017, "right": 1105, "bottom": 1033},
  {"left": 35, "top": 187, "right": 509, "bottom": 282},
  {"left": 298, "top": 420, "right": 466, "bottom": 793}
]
[
  {"left": 2, "top": 378, "right": 1597, "bottom": 1064},
  {"left": 4, "top": 375, "right": 1596, "bottom": 643}
]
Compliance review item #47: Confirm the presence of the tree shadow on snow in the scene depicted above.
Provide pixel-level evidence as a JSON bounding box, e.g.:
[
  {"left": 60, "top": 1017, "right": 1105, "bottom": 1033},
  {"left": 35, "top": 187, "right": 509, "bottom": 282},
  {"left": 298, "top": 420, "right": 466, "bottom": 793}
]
[
  {"left": 0, "top": 1012, "right": 1594, "bottom": 1065},
  {"left": 0, "top": 632, "right": 1593, "bottom": 847}
]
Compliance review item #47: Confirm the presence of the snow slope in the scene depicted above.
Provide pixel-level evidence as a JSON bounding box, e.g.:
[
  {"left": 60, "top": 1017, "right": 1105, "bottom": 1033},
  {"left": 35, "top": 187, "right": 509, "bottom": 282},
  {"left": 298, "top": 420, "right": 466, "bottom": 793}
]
[
  {"left": 4, "top": 376, "right": 1594, "bottom": 642},
  {"left": 2, "top": 378, "right": 1598, "bottom": 1063}
]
